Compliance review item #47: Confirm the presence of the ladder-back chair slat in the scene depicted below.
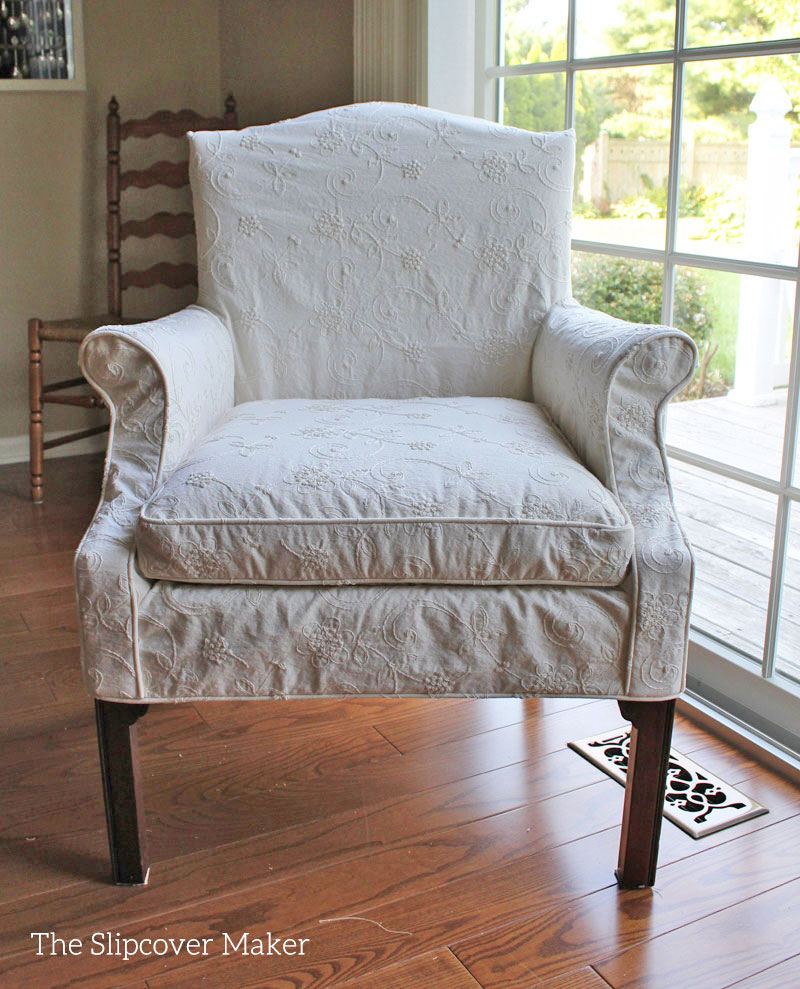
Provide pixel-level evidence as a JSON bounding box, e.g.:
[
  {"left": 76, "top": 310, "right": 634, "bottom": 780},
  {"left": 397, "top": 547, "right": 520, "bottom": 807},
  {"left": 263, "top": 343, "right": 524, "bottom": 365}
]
[
  {"left": 119, "top": 160, "right": 190, "bottom": 192},
  {"left": 120, "top": 212, "right": 196, "bottom": 241},
  {"left": 120, "top": 261, "right": 198, "bottom": 293}
]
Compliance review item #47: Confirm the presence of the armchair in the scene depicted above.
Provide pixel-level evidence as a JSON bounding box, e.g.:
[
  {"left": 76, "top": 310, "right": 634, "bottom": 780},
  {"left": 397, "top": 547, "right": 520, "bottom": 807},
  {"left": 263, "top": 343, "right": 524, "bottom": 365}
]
[{"left": 75, "top": 103, "right": 696, "bottom": 889}]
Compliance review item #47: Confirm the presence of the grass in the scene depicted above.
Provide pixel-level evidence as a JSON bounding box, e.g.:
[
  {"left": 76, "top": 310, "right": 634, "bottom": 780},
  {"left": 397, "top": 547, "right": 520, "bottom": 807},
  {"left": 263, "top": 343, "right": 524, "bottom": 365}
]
[{"left": 696, "top": 268, "right": 739, "bottom": 385}]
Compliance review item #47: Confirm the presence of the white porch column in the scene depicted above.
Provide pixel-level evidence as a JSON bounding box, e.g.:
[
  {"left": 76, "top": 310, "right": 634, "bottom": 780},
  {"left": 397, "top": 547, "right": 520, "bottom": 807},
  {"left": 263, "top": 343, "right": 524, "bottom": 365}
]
[{"left": 730, "top": 81, "right": 794, "bottom": 407}]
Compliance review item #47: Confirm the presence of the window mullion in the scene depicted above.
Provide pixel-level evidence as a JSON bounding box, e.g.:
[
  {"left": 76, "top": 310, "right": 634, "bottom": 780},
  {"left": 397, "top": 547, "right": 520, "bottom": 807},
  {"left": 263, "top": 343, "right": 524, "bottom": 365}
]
[
  {"left": 495, "top": 0, "right": 504, "bottom": 122},
  {"left": 763, "top": 252, "right": 800, "bottom": 677},
  {"left": 662, "top": 0, "right": 687, "bottom": 324},
  {"left": 763, "top": 497, "right": 790, "bottom": 678},
  {"left": 778, "top": 249, "right": 800, "bottom": 492},
  {"left": 564, "top": 0, "right": 576, "bottom": 130}
]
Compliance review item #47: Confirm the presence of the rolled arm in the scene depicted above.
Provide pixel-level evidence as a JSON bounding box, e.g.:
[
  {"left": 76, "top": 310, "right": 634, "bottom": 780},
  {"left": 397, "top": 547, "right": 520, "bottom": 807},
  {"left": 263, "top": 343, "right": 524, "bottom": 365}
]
[
  {"left": 533, "top": 300, "right": 698, "bottom": 697},
  {"left": 80, "top": 304, "right": 235, "bottom": 487},
  {"left": 74, "top": 305, "right": 234, "bottom": 699}
]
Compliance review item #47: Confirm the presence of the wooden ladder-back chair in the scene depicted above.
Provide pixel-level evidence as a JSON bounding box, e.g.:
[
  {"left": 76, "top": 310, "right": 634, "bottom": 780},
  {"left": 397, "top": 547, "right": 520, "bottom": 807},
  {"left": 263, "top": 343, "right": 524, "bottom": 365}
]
[{"left": 28, "top": 93, "right": 238, "bottom": 502}]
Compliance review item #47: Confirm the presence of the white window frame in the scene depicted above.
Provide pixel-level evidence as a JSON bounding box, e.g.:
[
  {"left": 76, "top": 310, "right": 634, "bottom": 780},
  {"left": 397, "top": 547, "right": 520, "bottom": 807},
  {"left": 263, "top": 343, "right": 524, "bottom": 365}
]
[{"left": 475, "top": 0, "right": 800, "bottom": 755}]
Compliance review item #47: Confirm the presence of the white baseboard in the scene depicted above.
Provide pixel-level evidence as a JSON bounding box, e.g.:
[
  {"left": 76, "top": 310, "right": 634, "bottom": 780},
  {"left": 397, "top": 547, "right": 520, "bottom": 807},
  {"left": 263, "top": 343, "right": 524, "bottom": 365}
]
[{"left": 0, "top": 430, "right": 107, "bottom": 466}]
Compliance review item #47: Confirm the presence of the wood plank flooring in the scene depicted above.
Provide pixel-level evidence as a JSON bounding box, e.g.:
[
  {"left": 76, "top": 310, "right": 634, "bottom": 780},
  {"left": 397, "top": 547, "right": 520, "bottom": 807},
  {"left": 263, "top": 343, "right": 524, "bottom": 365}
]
[{"left": 1, "top": 453, "right": 799, "bottom": 988}]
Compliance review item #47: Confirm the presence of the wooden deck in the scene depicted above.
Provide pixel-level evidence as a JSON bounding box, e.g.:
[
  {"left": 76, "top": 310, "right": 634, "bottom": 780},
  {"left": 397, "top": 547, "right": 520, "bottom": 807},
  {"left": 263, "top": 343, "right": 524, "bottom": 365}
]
[
  {"left": 2, "top": 456, "right": 800, "bottom": 988},
  {"left": 666, "top": 392, "right": 799, "bottom": 680}
]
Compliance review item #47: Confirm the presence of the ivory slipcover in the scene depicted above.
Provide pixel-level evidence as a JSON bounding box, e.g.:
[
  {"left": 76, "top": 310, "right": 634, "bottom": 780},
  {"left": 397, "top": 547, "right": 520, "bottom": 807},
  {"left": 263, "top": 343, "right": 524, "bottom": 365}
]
[
  {"left": 135, "top": 397, "right": 634, "bottom": 586},
  {"left": 75, "top": 103, "right": 697, "bottom": 703},
  {"left": 189, "top": 103, "right": 574, "bottom": 402}
]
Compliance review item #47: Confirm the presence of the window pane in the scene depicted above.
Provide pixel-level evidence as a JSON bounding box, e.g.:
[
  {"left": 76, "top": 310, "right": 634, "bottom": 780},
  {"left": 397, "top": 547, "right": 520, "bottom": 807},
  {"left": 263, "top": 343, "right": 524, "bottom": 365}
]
[
  {"left": 670, "top": 464, "right": 776, "bottom": 661},
  {"left": 502, "top": 0, "right": 568, "bottom": 66},
  {"left": 573, "top": 65, "right": 673, "bottom": 250},
  {"left": 686, "top": 0, "right": 800, "bottom": 49},
  {"left": 776, "top": 501, "right": 800, "bottom": 684},
  {"left": 575, "top": 0, "right": 675, "bottom": 59},
  {"left": 502, "top": 73, "right": 566, "bottom": 132},
  {"left": 676, "top": 54, "right": 800, "bottom": 264},
  {"left": 571, "top": 251, "right": 663, "bottom": 321},
  {"left": 666, "top": 268, "right": 794, "bottom": 480}
]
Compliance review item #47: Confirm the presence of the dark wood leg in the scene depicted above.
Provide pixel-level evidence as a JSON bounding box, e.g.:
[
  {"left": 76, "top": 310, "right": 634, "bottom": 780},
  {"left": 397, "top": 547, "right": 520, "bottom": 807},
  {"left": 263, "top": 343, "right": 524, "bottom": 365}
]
[
  {"left": 615, "top": 698, "right": 675, "bottom": 889},
  {"left": 95, "top": 700, "right": 150, "bottom": 886},
  {"left": 28, "top": 318, "right": 44, "bottom": 503}
]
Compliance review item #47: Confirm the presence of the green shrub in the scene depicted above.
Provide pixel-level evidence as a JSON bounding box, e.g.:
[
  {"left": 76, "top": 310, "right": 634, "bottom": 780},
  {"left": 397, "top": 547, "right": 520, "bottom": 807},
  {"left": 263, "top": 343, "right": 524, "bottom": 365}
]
[
  {"left": 610, "top": 176, "right": 707, "bottom": 221},
  {"left": 571, "top": 254, "right": 717, "bottom": 372},
  {"left": 611, "top": 196, "right": 662, "bottom": 220},
  {"left": 700, "top": 178, "right": 745, "bottom": 244}
]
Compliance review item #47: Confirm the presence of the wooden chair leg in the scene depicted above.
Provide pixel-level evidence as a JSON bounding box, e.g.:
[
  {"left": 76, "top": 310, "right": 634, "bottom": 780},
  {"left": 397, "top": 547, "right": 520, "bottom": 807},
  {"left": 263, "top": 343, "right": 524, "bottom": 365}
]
[
  {"left": 615, "top": 698, "right": 676, "bottom": 889},
  {"left": 95, "top": 700, "right": 150, "bottom": 886},
  {"left": 28, "top": 318, "right": 44, "bottom": 503}
]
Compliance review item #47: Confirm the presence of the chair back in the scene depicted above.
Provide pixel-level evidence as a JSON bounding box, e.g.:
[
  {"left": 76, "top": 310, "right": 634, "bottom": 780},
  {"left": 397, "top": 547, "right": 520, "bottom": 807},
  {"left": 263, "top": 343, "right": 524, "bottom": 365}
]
[
  {"left": 189, "top": 102, "right": 574, "bottom": 402},
  {"left": 106, "top": 95, "right": 238, "bottom": 318}
]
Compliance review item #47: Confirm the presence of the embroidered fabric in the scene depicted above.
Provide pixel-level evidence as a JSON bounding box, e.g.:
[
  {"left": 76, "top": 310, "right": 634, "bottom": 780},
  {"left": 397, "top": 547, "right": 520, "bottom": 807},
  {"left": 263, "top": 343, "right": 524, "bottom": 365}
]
[
  {"left": 74, "top": 103, "right": 697, "bottom": 703},
  {"left": 135, "top": 397, "right": 633, "bottom": 587},
  {"left": 189, "top": 102, "right": 575, "bottom": 402}
]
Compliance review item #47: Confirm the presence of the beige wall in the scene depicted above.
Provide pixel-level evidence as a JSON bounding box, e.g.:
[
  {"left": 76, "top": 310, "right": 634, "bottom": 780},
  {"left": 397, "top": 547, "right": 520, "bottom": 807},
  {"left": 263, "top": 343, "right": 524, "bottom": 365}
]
[
  {"left": 0, "top": 0, "right": 354, "bottom": 452},
  {"left": 220, "top": 0, "right": 354, "bottom": 127}
]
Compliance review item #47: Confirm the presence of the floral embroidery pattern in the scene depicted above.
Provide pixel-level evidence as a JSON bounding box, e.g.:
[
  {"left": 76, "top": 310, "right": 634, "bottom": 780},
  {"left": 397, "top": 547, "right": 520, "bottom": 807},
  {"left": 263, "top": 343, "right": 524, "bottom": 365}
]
[
  {"left": 202, "top": 633, "right": 249, "bottom": 668},
  {"left": 424, "top": 671, "right": 452, "bottom": 694},
  {"left": 315, "top": 124, "right": 345, "bottom": 154},
  {"left": 474, "top": 329, "right": 518, "bottom": 365},
  {"left": 313, "top": 209, "right": 346, "bottom": 241},
  {"left": 401, "top": 248, "right": 424, "bottom": 270},
  {"left": 297, "top": 617, "right": 355, "bottom": 667},
  {"left": 186, "top": 471, "right": 217, "bottom": 488},
  {"left": 615, "top": 402, "right": 651, "bottom": 434},
  {"left": 639, "top": 592, "right": 683, "bottom": 639},
  {"left": 313, "top": 301, "right": 347, "bottom": 335},
  {"left": 240, "top": 133, "right": 263, "bottom": 151},
  {"left": 400, "top": 340, "right": 425, "bottom": 362},
  {"left": 238, "top": 215, "right": 262, "bottom": 237},
  {"left": 240, "top": 306, "right": 262, "bottom": 331},
  {"left": 475, "top": 237, "right": 512, "bottom": 273},
  {"left": 288, "top": 464, "right": 337, "bottom": 491},
  {"left": 479, "top": 150, "right": 511, "bottom": 184}
]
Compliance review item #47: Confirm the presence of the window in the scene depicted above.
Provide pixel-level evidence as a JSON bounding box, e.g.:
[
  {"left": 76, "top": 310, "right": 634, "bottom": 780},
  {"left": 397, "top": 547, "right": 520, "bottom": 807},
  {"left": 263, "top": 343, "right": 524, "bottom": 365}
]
[
  {"left": 0, "top": 0, "right": 84, "bottom": 89},
  {"left": 480, "top": 0, "right": 800, "bottom": 753}
]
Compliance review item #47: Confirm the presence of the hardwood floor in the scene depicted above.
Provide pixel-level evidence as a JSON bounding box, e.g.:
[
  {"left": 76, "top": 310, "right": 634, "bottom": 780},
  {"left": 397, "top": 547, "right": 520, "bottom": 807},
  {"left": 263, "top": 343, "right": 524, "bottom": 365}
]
[{"left": 2, "top": 453, "right": 799, "bottom": 988}]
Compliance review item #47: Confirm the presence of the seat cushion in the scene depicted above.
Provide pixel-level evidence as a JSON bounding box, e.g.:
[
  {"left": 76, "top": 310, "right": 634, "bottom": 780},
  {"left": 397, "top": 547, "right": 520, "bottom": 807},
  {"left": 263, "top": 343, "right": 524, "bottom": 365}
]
[{"left": 136, "top": 397, "right": 634, "bottom": 586}]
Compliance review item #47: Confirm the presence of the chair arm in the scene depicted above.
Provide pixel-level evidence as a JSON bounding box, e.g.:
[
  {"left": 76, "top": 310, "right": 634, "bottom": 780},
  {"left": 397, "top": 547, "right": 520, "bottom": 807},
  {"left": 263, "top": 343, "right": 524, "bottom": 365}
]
[
  {"left": 533, "top": 299, "right": 698, "bottom": 696},
  {"left": 79, "top": 304, "right": 234, "bottom": 486},
  {"left": 74, "top": 305, "right": 234, "bottom": 699},
  {"left": 532, "top": 299, "right": 697, "bottom": 486}
]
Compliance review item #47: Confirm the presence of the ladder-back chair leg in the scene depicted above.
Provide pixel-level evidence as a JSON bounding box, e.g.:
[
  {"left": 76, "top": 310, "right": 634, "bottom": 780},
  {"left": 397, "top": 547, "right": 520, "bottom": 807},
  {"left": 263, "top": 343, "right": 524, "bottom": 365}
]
[
  {"left": 28, "top": 318, "right": 44, "bottom": 503},
  {"left": 616, "top": 698, "right": 676, "bottom": 889},
  {"left": 95, "top": 700, "right": 150, "bottom": 885}
]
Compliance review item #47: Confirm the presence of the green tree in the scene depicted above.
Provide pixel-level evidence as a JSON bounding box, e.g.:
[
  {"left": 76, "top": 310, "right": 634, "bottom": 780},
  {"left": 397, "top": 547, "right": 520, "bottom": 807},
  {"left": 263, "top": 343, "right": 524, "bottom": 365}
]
[
  {"left": 606, "top": 0, "right": 800, "bottom": 140},
  {"left": 502, "top": 1, "right": 800, "bottom": 141}
]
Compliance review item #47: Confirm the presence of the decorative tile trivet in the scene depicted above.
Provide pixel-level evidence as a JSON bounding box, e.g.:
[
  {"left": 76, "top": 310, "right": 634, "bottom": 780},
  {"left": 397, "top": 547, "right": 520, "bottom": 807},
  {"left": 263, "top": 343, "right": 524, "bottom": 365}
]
[{"left": 569, "top": 726, "right": 768, "bottom": 838}]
